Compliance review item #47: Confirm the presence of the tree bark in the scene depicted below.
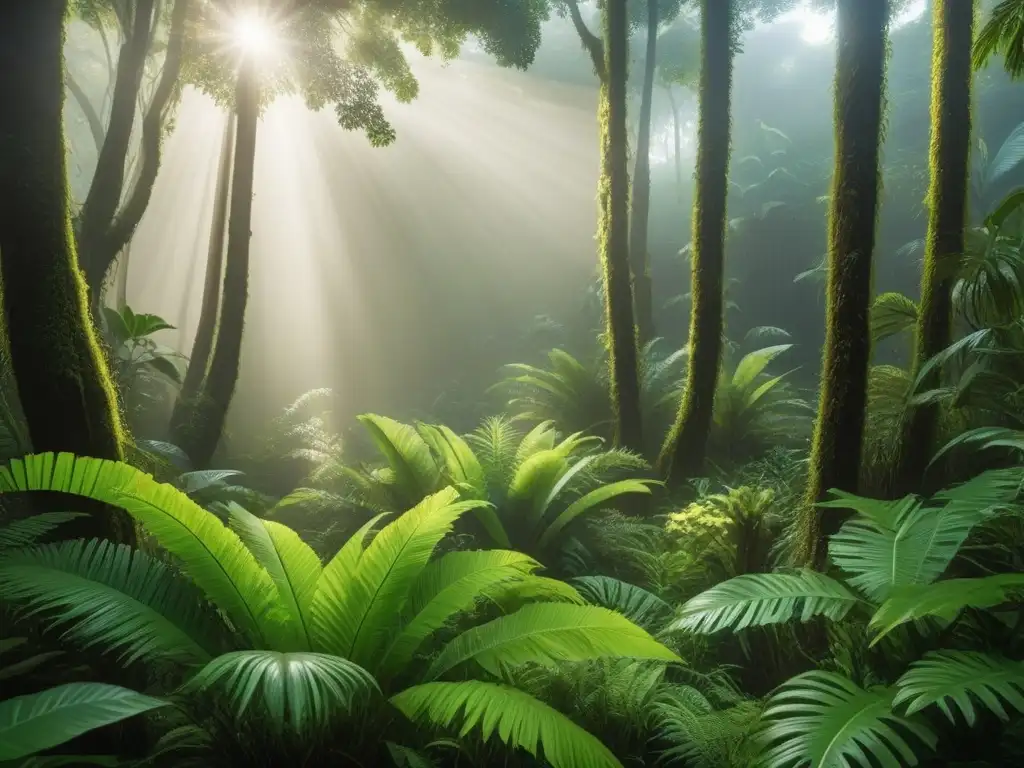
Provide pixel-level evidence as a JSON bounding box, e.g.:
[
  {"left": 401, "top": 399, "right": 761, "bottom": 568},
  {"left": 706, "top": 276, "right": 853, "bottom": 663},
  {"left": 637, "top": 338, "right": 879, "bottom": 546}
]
[
  {"left": 0, "top": 0, "right": 131, "bottom": 542},
  {"left": 76, "top": 0, "right": 156, "bottom": 296},
  {"left": 893, "top": 0, "right": 975, "bottom": 494},
  {"left": 169, "top": 112, "right": 236, "bottom": 454},
  {"left": 175, "top": 59, "right": 259, "bottom": 468},
  {"left": 799, "top": 0, "right": 890, "bottom": 570},
  {"left": 600, "top": 0, "right": 645, "bottom": 452},
  {"left": 628, "top": 0, "right": 659, "bottom": 344},
  {"left": 658, "top": 0, "right": 732, "bottom": 483}
]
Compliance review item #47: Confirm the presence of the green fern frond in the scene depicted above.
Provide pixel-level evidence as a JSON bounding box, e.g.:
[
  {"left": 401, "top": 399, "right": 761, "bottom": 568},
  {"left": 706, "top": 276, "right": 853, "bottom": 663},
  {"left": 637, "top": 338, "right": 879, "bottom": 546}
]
[
  {"left": 0, "top": 539, "right": 220, "bottom": 665},
  {"left": 391, "top": 680, "right": 622, "bottom": 768},
  {"left": 672, "top": 571, "right": 864, "bottom": 634},
  {"left": 894, "top": 650, "right": 1024, "bottom": 726},
  {"left": 758, "top": 671, "right": 936, "bottom": 768}
]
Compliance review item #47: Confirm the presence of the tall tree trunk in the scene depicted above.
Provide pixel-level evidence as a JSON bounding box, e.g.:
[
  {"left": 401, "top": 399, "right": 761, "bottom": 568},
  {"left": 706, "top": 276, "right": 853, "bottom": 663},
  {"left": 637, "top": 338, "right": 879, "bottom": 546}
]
[
  {"left": 658, "top": 0, "right": 732, "bottom": 483},
  {"left": 169, "top": 112, "right": 236, "bottom": 454},
  {"left": 893, "top": 0, "right": 975, "bottom": 494},
  {"left": 76, "top": 0, "right": 156, "bottom": 296},
  {"left": 798, "top": 0, "right": 890, "bottom": 570},
  {"left": 0, "top": 0, "right": 131, "bottom": 542},
  {"left": 666, "top": 85, "right": 684, "bottom": 202},
  {"left": 601, "top": 0, "right": 644, "bottom": 452},
  {"left": 79, "top": 0, "right": 190, "bottom": 302},
  {"left": 176, "top": 59, "right": 259, "bottom": 468},
  {"left": 628, "top": 0, "right": 659, "bottom": 344}
]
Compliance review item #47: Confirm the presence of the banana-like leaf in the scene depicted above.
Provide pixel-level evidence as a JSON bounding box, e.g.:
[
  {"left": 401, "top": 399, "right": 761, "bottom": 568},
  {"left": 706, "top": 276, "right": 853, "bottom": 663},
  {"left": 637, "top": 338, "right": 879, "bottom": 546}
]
[
  {"left": 391, "top": 681, "right": 622, "bottom": 768},
  {"left": 869, "top": 574, "right": 1024, "bottom": 641},
  {"left": 425, "top": 602, "right": 680, "bottom": 680},
  {"left": 0, "top": 539, "right": 219, "bottom": 665},
  {"left": 730, "top": 345, "right": 791, "bottom": 391},
  {"left": 228, "top": 504, "right": 322, "bottom": 651},
  {"left": 671, "top": 571, "right": 864, "bottom": 635},
  {"left": 377, "top": 550, "right": 541, "bottom": 681},
  {"left": 894, "top": 650, "right": 1024, "bottom": 726},
  {"left": 184, "top": 651, "right": 378, "bottom": 732},
  {"left": 758, "top": 671, "right": 936, "bottom": 768},
  {"left": 0, "top": 683, "right": 167, "bottom": 761},
  {"left": 0, "top": 454, "right": 281, "bottom": 648},
  {"left": 178, "top": 470, "right": 243, "bottom": 494}
]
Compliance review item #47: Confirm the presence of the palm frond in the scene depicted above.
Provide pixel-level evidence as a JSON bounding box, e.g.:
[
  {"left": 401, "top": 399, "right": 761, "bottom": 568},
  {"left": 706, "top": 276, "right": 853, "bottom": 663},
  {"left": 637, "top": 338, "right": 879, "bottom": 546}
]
[
  {"left": 0, "top": 454, "right": 282, "bottom": 648},
  {"left": 425, "top": 602, "right": 680, "bottom": 681},
  {"left": 570, "top": 576, "right": 672, "bottom": 631},
  {"left": 391, "top": 681, "right": 622, "bottom": 768},
  {"left": 0, "top": 513, "right": 86, "bottom": 553},
  {"left": 0, "top": 539, "right": 220, "bottom": 665},
  {"left": 758, "top": 671, "right": 936, "bottom": 768},
  {"left": 0, "top": 683, "right": 167, "bottom": 762},
  {"left": 184, "top": 650, "right": 378, "bottom": 732},
  {"left": 671, "top": 571, "right": 864, "bottom": 634},
  {"left": 894, "top": 650, "right": 1024, "bottom": 726}
]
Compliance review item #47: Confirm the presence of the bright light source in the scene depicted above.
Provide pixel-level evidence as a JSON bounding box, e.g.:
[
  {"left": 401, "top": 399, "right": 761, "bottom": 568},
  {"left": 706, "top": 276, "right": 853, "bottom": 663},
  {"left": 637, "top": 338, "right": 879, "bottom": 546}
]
[{"left": 232, "top": 12, "right": 276, "bottom": 56}]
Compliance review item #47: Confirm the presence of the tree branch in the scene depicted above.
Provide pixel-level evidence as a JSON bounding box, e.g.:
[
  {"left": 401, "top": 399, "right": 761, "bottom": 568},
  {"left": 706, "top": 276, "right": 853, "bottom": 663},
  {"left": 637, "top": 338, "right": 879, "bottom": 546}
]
[
  {"left": 566, "top": 0, "right": 606, "bottom": 82},
  {"left": 103, "top": 0, "right": 190, "bottom": 261},
  {"left": 65, "top": 68, "right": 105, "bottom": 150}
]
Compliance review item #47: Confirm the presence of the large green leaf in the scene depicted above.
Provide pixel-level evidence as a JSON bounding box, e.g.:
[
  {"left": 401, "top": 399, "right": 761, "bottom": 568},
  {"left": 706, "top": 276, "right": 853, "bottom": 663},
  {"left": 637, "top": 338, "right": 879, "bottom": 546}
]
[
  {"left": 184, "top": 651, "right": 378, "bottom": 732},
  {"left": 539, "top": 479, "right": 658, "bottom": 549},
  {"left": 312, "top": 489, "right": 483, "bottom": 666},
  {"left": 358, "top": 414, "right": 440, "bottom": 501},
  {"left": 0, "top": 454, "right": 281, "bottom": 648},
  {"left": 570, "top": 576, "right": 672, "bottom": 631},
  {"left": 671, "top": 571, "right": 864, "bottom": 635},
  {"left": 391, "top": 681, "right": 622, "bottom": 768},
  {"left": 826, "top": 483, "right": 1008, "bottom": 602},
  {"left": 0, "top": 683, "right": 167, "bottom": 762},
  {"left": 730, "top": 345, "right": 791, "bottom": 391},
  {"left": 870, "top": 292, "right": 918, "bottom": 345},
  {"left": 228, "top": 504, "right": 322, "bottom": 651},
  {"left": 869, "top": 574, "right": 1024, "bottom": 641},
  {"left": 377, "top": 550, "right": 541, "bottom": 681},
  {"left": 0, "top": 539, "right": 219, "bottom": 665},
  {"left": 425, "top": 602, "right": 680, "bottom": 680},
  {"left": 894, "top": 650, "right": 1024, "bottom": 726},
  {"left": 758, "top": 671, "right": 936, "bottom": 768}
]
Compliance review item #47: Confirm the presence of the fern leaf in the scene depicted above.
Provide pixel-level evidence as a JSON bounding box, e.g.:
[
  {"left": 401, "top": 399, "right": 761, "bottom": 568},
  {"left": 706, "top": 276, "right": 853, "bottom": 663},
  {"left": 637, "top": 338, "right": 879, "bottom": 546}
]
[{"left": 570, "top": 576, "right": 672, "bottom": 631}]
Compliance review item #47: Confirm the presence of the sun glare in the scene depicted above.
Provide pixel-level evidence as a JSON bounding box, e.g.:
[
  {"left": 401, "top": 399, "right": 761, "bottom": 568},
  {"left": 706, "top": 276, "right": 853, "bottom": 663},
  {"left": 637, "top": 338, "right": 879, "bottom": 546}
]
[{"left": 232, "top": 12, "right": 276, "bottom": 56}]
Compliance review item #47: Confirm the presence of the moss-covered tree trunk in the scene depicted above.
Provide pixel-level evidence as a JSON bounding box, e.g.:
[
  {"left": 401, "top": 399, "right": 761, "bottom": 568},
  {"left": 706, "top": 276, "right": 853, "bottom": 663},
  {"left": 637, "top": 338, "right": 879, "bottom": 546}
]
[
  {"left": 893, "top": 0, "right": 975, "bottom": 494},
  {"left": 628, "top": 0, "right": 660, "bottom": 344},
  {"left": 175, "top": 59, "right": 259, "bottom": 468},
  {"left": 799, "top": 0, "right": 890, "bottom": 569},
  {"left": 169, "top": 112, "right": 235, "bottom": 453},
  {"left": 76, "top": 0, "right": 156, "bottom": 295},
  {"left": 601, "top": 0, "right": 644, "bottom": 452},
  {"left": 658, "top": 0, "right": 732, "bottom": 483},
  {"left": 0, "top": 0, "right": 131, "bottom": 542}
]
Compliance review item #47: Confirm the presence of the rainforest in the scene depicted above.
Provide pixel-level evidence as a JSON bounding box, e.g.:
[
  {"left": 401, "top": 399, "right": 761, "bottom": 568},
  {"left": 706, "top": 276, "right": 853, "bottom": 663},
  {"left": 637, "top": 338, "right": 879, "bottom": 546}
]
[{"left": 1, "top": 0, "right": 1023, "bottom": 766}]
